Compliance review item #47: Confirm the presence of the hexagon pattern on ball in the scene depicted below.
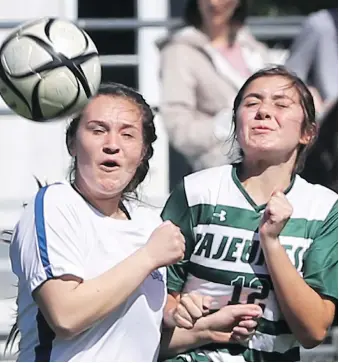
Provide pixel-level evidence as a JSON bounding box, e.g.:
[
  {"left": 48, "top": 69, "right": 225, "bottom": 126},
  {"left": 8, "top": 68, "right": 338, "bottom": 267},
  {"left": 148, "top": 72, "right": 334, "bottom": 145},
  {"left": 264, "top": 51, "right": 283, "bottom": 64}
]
[{"left": 0, "top": 17, "right": 101, "bottom": 121}]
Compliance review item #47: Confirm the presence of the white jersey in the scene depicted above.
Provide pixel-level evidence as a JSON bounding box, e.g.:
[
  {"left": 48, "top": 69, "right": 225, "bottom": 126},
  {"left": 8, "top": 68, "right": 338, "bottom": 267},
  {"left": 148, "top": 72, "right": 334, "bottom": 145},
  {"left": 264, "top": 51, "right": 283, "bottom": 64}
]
[{"left": 10, "top": 182, "right": 166, "bottom": 362}]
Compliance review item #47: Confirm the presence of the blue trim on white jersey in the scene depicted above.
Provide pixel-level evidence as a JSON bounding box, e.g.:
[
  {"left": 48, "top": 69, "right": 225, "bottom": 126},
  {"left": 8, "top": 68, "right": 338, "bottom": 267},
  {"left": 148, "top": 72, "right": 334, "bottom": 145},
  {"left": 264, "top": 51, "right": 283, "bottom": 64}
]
[
  {"left": 34, "top": 185, "right": 53, "bottom": 279},
  {"left": 34, "top": 309, "right": 56, "bottom": 362}
]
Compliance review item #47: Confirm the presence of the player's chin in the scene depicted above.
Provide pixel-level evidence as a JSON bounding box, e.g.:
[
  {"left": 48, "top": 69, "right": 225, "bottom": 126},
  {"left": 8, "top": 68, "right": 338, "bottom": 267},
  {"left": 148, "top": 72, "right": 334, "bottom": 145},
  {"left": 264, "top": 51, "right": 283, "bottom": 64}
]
[
  {"left": 246, "top": 141, "right": 280, "bottom": 155},
  {"left": 97, "top": 177, "right": 129, "bottom": 197}
]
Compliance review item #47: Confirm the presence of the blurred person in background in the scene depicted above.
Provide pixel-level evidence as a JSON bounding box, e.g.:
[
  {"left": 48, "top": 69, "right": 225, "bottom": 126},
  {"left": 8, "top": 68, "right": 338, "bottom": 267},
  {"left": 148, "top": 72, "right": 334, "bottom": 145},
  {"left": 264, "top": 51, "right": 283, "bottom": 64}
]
[
  {"left": 286, "top": 8, "right": 338, "bottom": 196},
  {"left": 285, "top": 8, "right": 338, "bottom": 107},
  {"left": 157, "top": 0, "right": 274, "bottom": 177}
]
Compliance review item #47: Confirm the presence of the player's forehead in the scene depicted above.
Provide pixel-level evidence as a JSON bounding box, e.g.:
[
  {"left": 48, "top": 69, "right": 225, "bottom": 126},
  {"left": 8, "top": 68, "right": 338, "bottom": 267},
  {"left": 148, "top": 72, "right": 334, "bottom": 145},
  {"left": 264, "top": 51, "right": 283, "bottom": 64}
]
[
  {"left": 81, "top": 95, "right": 142, "bottom": 126},
  {"left": 243, "top": 75, "right": 301, "bottom": 102}
]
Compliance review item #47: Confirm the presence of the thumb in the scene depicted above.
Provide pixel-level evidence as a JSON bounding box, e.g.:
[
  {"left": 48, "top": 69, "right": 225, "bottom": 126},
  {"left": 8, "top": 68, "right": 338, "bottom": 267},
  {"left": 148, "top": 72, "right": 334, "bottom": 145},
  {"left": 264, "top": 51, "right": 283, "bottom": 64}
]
[
  {"left": 271, "top": 188, "right": 284, "bottom": 197},
  {"left": 163, "top": 308, "right": 177, "bottom": 328},
  {"left": 231, "top": 304, "right": 262, "bottom": 319}
]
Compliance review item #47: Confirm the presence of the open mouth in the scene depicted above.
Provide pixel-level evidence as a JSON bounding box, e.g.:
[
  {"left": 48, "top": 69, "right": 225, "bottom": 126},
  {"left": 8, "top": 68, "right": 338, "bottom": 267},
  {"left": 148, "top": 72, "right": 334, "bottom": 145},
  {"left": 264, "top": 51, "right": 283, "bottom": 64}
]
[
  {"left": 100, "top": 160, "right": 120, "bottom": 171},
  {"left": 102, "top": 161, "right": 118, "bottom": 168}
]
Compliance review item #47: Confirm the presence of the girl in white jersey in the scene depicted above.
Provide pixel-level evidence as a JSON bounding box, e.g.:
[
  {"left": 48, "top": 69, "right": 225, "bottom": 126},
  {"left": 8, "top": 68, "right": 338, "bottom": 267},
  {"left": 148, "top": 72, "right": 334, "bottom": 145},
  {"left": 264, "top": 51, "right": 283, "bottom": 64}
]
[
  {"left": 160, "top": 66, "right": 338, "bottom": 361},
  {"left": 8, "top": 83, "right": 262, "bottom": 362},
  {"left": 9, "top": 83, "right": 186, "bottom": 362}
]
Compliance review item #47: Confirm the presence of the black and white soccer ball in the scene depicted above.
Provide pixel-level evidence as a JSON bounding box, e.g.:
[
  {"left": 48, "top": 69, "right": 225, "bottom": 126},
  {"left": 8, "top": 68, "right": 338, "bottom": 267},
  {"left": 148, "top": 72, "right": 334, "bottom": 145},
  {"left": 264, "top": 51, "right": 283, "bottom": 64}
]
[{"left": 0, "top": 17, "right": 101, "bottom": 122}]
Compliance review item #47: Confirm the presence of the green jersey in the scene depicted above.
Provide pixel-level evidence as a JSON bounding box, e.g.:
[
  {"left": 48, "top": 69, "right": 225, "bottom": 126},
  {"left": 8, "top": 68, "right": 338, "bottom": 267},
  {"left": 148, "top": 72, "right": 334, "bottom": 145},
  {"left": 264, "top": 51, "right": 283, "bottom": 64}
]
[{"left": 161, "top": 164, "right": 338, "bottom": 362}]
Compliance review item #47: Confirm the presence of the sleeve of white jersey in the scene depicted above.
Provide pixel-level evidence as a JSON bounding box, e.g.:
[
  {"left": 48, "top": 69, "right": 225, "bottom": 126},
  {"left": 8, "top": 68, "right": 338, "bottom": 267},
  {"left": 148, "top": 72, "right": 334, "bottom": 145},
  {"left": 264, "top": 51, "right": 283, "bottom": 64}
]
[{"left": 10, "top": 184, "right": 85, "bottom": 294}]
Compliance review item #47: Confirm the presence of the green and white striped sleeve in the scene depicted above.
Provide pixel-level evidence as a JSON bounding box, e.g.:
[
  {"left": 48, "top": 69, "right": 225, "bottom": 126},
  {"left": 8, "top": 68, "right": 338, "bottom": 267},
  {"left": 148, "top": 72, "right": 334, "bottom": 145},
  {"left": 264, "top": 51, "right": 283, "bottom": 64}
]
[
  {"left": 302, "top": 201, "right": 338, "bottom": 301},
  {"left": 161, "top": 180, "right": 195, "bottom": 293}
]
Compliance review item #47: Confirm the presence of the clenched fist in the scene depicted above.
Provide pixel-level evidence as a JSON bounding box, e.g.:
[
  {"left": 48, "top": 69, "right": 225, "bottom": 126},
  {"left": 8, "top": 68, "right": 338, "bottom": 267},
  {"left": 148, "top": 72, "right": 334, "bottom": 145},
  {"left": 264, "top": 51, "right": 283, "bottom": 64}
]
[
  {"left": 143, "top": 221, "right": 185, "bottom": 269},
  {"left": 201, "top": 304, "right": 262, "bottom": 344},
  {"left": 165, "top": 295, "right": 262, "bottom": 345},
  {"left": 259, "top": 191, "right": 293, "bottom": 242},
  {"left": 170, "top": 292, "right": 213, "bottom": 329}
]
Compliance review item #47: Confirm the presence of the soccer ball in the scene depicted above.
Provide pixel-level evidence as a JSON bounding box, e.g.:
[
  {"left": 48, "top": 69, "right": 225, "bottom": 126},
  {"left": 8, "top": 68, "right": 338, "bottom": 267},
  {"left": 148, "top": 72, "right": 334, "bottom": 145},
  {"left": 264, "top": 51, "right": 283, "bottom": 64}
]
[{"left": 0, "top": 17, "right": 101, "bottom": 122}]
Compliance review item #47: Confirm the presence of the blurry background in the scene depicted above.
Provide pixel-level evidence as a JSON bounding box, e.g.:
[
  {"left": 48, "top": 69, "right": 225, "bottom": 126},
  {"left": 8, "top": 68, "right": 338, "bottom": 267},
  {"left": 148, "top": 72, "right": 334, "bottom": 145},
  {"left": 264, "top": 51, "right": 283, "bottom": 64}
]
[{"left": 0, "top": 0, "right": 337, "bottom": 361}]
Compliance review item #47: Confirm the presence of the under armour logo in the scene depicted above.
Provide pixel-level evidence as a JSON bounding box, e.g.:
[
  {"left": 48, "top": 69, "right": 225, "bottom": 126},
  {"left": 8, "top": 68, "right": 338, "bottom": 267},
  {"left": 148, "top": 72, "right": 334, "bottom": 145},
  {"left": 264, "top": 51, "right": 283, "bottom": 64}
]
[{"left": 213, "top": 210, "right": 227, "bottom": 222}]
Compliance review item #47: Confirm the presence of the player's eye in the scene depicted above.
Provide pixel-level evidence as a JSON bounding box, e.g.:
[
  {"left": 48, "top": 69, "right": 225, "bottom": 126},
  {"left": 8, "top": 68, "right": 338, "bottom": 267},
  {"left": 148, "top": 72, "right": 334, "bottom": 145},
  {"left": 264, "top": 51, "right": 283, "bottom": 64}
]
[
  {"left": 246, "top": 102, "right": 259, "bottom": 107},
  {"left": 276, "top": 103, "right": 289, "bottom": 108},
  {"left": 93, "top": 127, "right": 106, "bottom": 134}
]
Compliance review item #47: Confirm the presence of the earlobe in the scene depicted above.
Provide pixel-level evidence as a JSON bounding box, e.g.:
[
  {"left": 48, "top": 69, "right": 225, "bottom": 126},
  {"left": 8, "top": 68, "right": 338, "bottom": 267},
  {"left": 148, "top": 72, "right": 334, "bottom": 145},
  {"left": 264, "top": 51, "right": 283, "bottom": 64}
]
[
  {"left": 299, "top": 135, "right": 312, "bottom": 145},
  {"left": 300, "top": 126, "right": 317, "bottom": 145}
]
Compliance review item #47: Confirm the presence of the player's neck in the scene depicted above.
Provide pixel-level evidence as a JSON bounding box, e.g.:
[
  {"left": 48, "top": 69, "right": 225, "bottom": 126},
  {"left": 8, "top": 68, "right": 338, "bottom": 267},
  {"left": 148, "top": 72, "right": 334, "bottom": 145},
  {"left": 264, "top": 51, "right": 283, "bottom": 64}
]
[
  {"left": 72, "top": 180, "right": 127, "bottom": 219},
  {"left": 238, "top": 159, "right": 295, "bottom": 205}
]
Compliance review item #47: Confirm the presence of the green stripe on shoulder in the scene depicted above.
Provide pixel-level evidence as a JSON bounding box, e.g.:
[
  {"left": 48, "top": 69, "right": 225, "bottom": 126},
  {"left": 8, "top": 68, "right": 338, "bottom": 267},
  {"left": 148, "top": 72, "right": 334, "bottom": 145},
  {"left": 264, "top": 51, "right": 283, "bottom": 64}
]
[{"left": 190, "top": 204, "right": 323, "bottom": 238}]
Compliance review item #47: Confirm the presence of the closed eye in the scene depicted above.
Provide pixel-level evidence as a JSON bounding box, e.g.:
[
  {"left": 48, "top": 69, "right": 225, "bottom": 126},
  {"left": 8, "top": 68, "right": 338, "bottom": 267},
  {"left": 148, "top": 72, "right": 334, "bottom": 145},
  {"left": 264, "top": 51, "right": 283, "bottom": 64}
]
[{"left": 93, "top": 127, "right": 106, "bottom": 135}]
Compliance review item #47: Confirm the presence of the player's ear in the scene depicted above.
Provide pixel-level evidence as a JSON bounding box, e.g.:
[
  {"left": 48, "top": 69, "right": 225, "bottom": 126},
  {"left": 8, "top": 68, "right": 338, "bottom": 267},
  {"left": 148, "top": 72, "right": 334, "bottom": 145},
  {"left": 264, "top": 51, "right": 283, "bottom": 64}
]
[
  {"left": 66, "top": 118, "right": 79, "bottom": 157},
  {"left": 69, "top": 141, "right": 76, "bottom": 157},
  {"left": 299, "top": 122, "right": 316, "bottom": 145},
  {"left": 66, "top": 133, "right": 76, "bottom": 157}
]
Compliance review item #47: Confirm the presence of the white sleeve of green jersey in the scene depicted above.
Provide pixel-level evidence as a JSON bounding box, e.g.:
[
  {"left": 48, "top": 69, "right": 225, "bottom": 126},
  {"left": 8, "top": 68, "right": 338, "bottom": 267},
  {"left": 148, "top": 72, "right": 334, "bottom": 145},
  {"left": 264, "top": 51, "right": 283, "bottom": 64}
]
[
  {"left": 161, "top": 180, "right": 195, "bottom": 292},
  {"left": 302, "top": 200, "right": 338, "bottom": 301}
]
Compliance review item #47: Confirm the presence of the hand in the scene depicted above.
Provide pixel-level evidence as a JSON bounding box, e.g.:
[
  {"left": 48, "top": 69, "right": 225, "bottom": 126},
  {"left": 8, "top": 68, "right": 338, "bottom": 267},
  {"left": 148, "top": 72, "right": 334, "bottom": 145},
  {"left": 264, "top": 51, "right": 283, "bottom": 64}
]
[
  {"left": 168, "top": 292, "right": 213, "bottom": 329},
  {"left": 229, "top": 316, "right": 259, "bottom": 344},
  {"left": 195, "top": 304, "right": 262, "bottom": 344},
  {"left": 259, "top": 191, "right": 293, "bottom": 242},
  {"left": 143, "top": 220, "right": 185, "bottom": 269}
]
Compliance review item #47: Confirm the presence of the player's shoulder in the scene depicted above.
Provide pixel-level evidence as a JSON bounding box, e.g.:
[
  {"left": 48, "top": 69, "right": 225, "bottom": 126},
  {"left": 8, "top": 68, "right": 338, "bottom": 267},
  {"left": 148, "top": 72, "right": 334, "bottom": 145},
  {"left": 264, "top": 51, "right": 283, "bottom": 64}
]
[
  {"left": 125, "top": 198, "right": 163, "bottom": 228},
  {"left": 183, "top": 164, "right": 232, "bottom": 207},
  {"left": 21, "top": 181, "right": 77, "bottom": 219},
  {"left": 34, "top": 181, "right": 77, "bottom": 209},
  {"left": 184, "top": 164, "right": 231, "bottom": 186},
  {"left": 293, "top": 175, "right": 338, "bottom": 219},
  {"left": 295, "top": 175, "right": 337, "bottom": 202},
  {"left": 12, "top": 182, "right": 73, "bottom": 238}
]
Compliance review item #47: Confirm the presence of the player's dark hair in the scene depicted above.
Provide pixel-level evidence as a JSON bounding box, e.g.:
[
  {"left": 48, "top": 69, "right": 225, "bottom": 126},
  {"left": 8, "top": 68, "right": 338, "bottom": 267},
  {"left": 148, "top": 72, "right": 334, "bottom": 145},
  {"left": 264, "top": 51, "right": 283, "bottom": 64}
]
[
  {"left": 232, "top": 65, "right": 317, "bottom": 173},
  {"left": 66, "top": 82, "right": 157, "bottom": 197}
]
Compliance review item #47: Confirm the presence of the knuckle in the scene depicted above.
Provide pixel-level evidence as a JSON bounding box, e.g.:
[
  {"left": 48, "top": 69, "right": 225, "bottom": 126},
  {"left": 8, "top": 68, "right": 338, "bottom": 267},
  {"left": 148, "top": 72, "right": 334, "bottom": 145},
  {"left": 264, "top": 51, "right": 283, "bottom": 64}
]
[
  {"left": 174, "top": 230, "right": 181, "bottom": 239},
  {"left": 180, "top": 294, "right": 190, "bottom": 304},
  {"left": 176, "top": 305, "right": 187, "bottom": 318},
  {"left": 174, "top": 225, "right": 181, "bottom": 231},
  {"left": 190, "top": 292, "right": 202, "bottom": 304}
]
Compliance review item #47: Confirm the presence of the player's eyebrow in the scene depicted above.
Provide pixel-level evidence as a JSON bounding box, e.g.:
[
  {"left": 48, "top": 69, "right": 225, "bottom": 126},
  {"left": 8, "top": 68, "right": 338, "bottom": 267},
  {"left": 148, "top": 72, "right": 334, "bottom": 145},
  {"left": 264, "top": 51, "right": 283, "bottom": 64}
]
[{"left": 243, "top": 92, "right": 294, "bottom": 101}]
